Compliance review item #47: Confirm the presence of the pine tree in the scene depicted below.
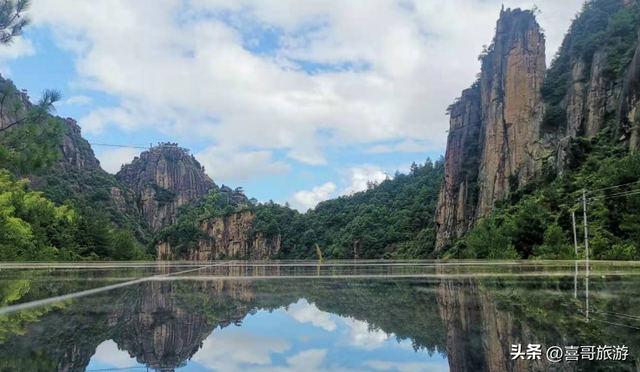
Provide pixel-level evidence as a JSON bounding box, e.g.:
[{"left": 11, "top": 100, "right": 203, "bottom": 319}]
[{"left": 0, "top": 0, "right": 31, "bottom": 45}]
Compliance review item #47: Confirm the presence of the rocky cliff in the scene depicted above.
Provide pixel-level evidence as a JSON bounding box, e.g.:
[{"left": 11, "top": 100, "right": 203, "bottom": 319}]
[
  {"left": 436, "top": 8, "right": 546, "bottom": 248},
  {"left": 157, "top": 209, "right": 281, "bottom": 260},
  {"left": 0, "top": 74, "right": 146, "bottom": 236},
  {"left": 116, "top": 144, "right": 216, "bottom": 231},
  {"left": 436, "top": 1, "right": 640, "bottom": 249}
]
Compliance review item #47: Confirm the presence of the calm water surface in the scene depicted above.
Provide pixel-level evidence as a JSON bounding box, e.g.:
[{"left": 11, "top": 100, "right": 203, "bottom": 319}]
[{"left": 0, "top": 261, "right": 639, "bottom": 371}]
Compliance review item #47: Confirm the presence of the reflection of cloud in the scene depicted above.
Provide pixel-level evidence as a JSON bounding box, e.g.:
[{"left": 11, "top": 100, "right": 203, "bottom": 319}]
[
  {"left": 287, "top": 299, "right": 337, "bottom": 331},
  {"left": 343, "top": 318, "right": 392, "bottom": 350},
  {"left": 92, "top": 340, "right": 137, "bottom": 369},
  {"left": 285, "top": 349, "right": 328, "bottom": 371},
  {"left": 364, "top": 360, "right": 449, "bottom": 372},
  {"left": 192, "top": 331, "right": 291, "bottom": 372}
]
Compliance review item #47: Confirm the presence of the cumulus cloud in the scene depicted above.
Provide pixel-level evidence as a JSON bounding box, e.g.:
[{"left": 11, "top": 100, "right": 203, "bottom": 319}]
[
  {"left": 365, "top": 140, "right": 434, "bottom": 154},
  {"left": 287, "top": 300, "right": 337, "bottom": 331},
  {"left": 58, "top": 94, "right": 93, "bottom": 106},
  {"left": 0, "top": 36, "right": 35, "bottom": 75},
  {"left": 28, "top": 0, "right": 583, "bottom": 181},
  {"left": 97, "top": 147, "right": 143, "bottom": 174},
  {"left": 290, "top": 182, "right": 337, "bottom": 211},
  {"left": 91, "top": 340, "right": 138, "bottom": 369},
  {"left": 196, "top": 146, "right": 290, "bottom": 183},
  {"left": 341, "top": 165, "right": 389, "bottom": 196}
]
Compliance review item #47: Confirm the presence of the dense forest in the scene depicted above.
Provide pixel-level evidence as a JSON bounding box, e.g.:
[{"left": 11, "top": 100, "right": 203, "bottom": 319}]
[
  {"left": 152, "top": 159, "right": 444, "bottom": 260},
  {"left": 3, "top": 0, "right": 640, "bottom": 261}
]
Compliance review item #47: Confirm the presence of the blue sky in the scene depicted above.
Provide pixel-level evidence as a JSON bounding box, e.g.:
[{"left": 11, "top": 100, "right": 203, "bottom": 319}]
[
  {"left": 86, "top": 299, "right": 449, "bottom": 372},
  {"left": 1, "top": 0, "right": 583, "bottom": 210}
]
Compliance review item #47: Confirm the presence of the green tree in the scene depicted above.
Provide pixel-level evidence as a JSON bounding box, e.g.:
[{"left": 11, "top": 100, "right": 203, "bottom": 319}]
[{"left": 0, "top": 0, "right": 30, "bottom": 45}]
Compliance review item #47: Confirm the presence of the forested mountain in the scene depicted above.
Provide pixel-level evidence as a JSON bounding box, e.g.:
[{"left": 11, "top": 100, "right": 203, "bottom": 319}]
[
  {"left": 437, "top": 0, "right": 640, "bottom": 260},
  {"left": 150, "top": 158, "right": 443, "bottom": 260},
  {"left": 3, "top": 0, "right": 640, "bottom": 261}
]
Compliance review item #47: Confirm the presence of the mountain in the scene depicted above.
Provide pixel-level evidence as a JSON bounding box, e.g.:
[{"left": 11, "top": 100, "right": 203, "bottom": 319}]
[
  {"left": 435, "top": 0, "right": 640, "bottom": 256},
  {"left": 115, "top": 143, "right": 216, "bottom": 231},
  {"left": 436, "top": 7, "right": 546, "bottom": 248}
]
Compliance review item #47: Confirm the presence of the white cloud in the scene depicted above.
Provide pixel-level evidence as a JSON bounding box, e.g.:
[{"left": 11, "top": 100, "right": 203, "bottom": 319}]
[
  {"left": 58, "top": 94, "right": 93, "bottom": 106},
  {"left": 91, "top": 340, "right": 138, "bottom": 369},
  {"left": 364, "top": 360, "right": 449, "bottom": 372},
  {"left": 342, "top": 318, "right": 392, "bottom": 351},
  {"left": 97, "top": 147, "right": 143, "bottom": 174},
  {"left": 365, "top": 140, "right": 435, "bottom": 154},
  {"left": 28, "top": 0, "right": 584, "bottom": 174},
  {"left": 287, "top": 300, "right": 337, "bottom": 331},
  {"left": 290, "top": 182, "right": 337, "bottom": 211},
  {"left": 0, "top": 36, "right": 35, "bottom": 75},
  {"left": 341, "top": 165, "right": 389, "bottom": 196},
  {"left": 195, "top": 146, "right": 290, "bottom": 183},
  {"left": 192, "top": 331, "right": 291, "bottom": 372}
]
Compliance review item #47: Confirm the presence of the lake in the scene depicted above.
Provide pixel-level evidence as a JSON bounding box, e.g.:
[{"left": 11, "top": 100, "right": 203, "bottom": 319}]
[{"left": 0, "top": 261, "right": 638, "bottom": 371}]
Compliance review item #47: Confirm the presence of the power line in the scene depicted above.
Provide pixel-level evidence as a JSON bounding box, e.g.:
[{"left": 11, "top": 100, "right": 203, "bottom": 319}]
[
  {"left": 89, "top": 142, "right": 150, "bottom": 150},
  {"left": 588, "top": 189, "right": 640, "bottom": 202},
  {"left": 586, "top": 180, "right": 640, "bottom": 194}
]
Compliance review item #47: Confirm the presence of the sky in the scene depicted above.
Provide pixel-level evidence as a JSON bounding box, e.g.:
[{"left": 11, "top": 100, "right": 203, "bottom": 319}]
[
  {"left": 0, "top": 0, "right": 584, "bottom": 211},
  {"left": 87, "top": 299, "right": 450, "bottom": 372}
]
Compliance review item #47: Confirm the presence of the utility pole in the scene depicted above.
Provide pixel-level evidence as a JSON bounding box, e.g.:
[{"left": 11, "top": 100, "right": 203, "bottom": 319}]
[
  {"left": 582, "top": 189, "right": 589, "bottom": 262},
  {"left": 572, "top": 210, "right": 578, "bottom": 256}
]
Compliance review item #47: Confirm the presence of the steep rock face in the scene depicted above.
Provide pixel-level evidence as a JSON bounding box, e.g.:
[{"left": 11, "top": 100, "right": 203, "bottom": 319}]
[
  {"left": 620, "top": 29, "right": 640, "bottom": 149},
  {"left": 476, "top": 8, "right": 546, "bottom": 217},
  {"left": 116, "top": 144, "right": 216, "bottom": 230},
  {"left": 565, "top": 51, "right": 619, "bottom": 140},
  {"left": 58, "top": 118, "right": 102, "bottom": 172},
  {"left": 436, "top": 8, "right": 546, "bottom": 248},
  {"left": 435, "top": 86, "right": 482, "bottom": 248},
  {"left": 157, "top": 209, "right": 281, "bottom": 260}
]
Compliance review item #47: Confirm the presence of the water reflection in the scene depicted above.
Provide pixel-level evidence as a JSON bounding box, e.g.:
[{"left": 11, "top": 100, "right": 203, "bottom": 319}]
[{"left": 0, "top": 263, "right": 638, "bottom": 371}]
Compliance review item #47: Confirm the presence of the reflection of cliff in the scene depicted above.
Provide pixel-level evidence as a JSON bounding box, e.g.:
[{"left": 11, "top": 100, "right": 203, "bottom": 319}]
[
  {"left": 3, "top": 274, "right": 639, "bottom": 372},
  {"left": 112, "top": 281, "right": 216, "bottom": 371},
  {"left": 436, "top": 278, "right": 549, "bottom": 372}
]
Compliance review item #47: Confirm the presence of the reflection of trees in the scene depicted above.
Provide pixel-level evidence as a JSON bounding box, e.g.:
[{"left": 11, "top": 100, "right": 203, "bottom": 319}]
[{"left": 0, "top": 273, "right": 639, "bottom": 371}]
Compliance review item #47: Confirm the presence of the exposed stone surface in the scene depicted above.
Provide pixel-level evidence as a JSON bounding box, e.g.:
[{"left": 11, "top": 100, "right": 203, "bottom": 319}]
[
  {"left": 59, "top": 118, "right": 102, "bottom": 171},
  {"left": 619, "top": 29, "right": 640, "bottom": 149},
  {"left": 476, "top": 7, "right": 546, "bottom": 217},
  {"left": 435, "top": 8, "right": 546, "bottom": 248},
  {"left": 435, "top": 85, "right": 482, "bottom": 248},
  {"left": 157, "top": 209, "right": 281, "bottom": 260},
  {"left": 116, "top": 144, "right": 216, "bottom": 230}
]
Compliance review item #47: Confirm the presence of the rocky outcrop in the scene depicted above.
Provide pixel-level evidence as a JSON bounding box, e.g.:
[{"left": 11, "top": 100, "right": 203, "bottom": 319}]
[
  {"left": 436, "top": 85, "right": 482, "bottom": 247},
  {"left": 58, "top": 118, "right": 102, "bottom": 171},
  {"left": 619, "top": 29, "right": 640, "bottom": 149},
  {"left": 116, "top": 144, "right": 216, "bottom": 230},
  {"left": 157, "top": 209, "right": 281, "bottom": 260},
  {"left": 565, "top": 50, "right": 619, "bottom": 140},
  {"left": 436, "top": 8, "right": 546, "bottom": 248},
  {"left": 476, "top": 7, "right": 546, "bottom": 217}
]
